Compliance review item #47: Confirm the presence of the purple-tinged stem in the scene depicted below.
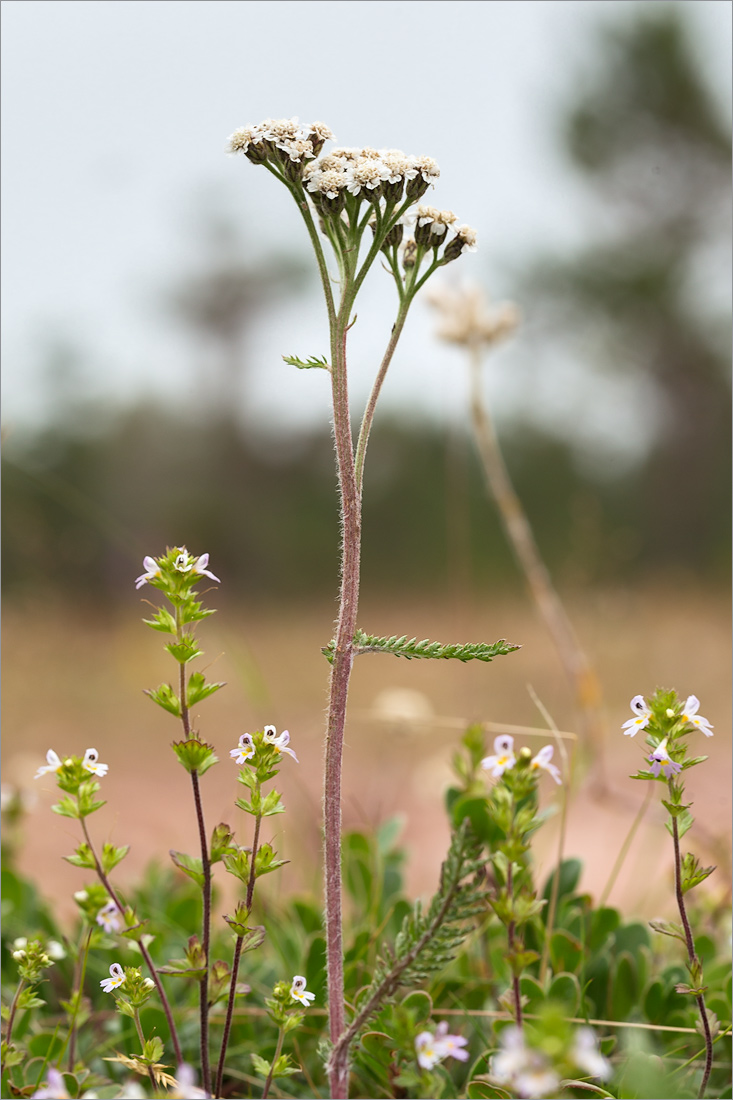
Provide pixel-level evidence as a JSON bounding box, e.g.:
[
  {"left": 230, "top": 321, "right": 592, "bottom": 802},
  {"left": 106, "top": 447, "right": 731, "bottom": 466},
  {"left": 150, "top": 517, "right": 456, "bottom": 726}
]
[
  {"left": 671, "top": 811, "right": 713, "bottom": 1098},
  {"left": 215, "top": 786, "right": 263, "bottom": 1098},
  {"left": 79, "top": 815, "right": 183, "bottom": 1064}
]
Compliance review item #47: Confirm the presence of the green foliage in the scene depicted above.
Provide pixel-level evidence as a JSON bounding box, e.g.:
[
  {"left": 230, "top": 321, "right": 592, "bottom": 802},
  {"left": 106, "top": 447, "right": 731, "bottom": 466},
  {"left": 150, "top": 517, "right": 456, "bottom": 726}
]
[
  {"left": 186, "top": 669, "right": 225, "bottom": 706},
  {"left": 283, "top": 352, "right": 331, "bottom": 371},
  {"left": 351, "top": 821, "right": 485, "bottom": 1031},
  {"left": 323, "top": 628, "right": 520, "bottom": 664},
  {"left": 144, "top": 681, "right": 181, "bottom": 717},
  {"left": 169, "top": 849, "right": 205, "bottom": 888},
  {"left": 170, "top": 738, "right": 219, "bottom": 776}
]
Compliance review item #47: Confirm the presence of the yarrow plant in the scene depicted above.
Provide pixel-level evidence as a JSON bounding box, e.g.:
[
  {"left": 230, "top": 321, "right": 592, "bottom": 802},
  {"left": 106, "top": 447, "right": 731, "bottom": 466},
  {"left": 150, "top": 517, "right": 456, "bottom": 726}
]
[{"left": 228, "top": 114, "right": 518, "bottom": 1097}]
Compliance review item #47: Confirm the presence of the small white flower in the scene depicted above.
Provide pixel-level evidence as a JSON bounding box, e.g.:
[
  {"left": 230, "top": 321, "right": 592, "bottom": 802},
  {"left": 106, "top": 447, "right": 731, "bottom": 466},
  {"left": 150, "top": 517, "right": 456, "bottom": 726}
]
[
  {"left": 230, "top": 732, "right": 255, "bottom": 765},
  {"left": 412, "top": 154, "right": 440, "bottom": 182},
  {"left": 174, "top": 551, "right": 192, "bottom": 572},
  {"left": 289, "top": 974, "right": 315, "bottom": 1006},
  {"left": 83, "top": 747, "right": 108, "bottom": 777},
  {"left": 31, "top": 1067, "right": 71, "bottom": 1099},
  {"left": 47, "top": 940, "right": 66, "bottom": 960},
  {"left": 100, "top": 962, "right": 126, "bottom": 994},
  {"left": 490, "top": 1026, "right": 529, "bottom": 1080},
  {"left": 572, "top": 1026, "right": 612, "bottom": 1080},
  {"left": 192, "top": 552, "right": 220, "bottom": 584},
  {"left": 481, "top": 735, "right": 516, "bottom": 778},
  {"left": 530, "top": 744, "right": 562, "bottom": 784},
  {"left": 622, "top": 694, "right": 652, "bottom": 736},
  {"left": 169, "top": 1063, "right": 209, "bottom": 1099},
  {"left": 453, "top": 224, "right": 478, "bottom": 253},
  {"left": 415, "top": 1029, "right": 443, "bottom": 1070},
  {"left": 263, "top": 725, "right": 299, "bottom": 762},
  {"left": 515, "top": 1066, "right": 562, "bottom": 1099},
  {"left": 648, "top": 738, "right": 682, "bottom": 779},
  {"left": 135, "top": 555, "right": 160, "bottom": 589},
  {"left": 96, "top": 900, "right": 123, "bottom": 934},
  {"left": 680, "top": 695, "right": 713, "bottom": 737},
  {"left": 12, "top": 937, "right": 28, "bottom": 952},
  {"left": 433, "top": 1021, "right": 469, "bottom": 1061},
  {"left": 491, "top": 1026, "right": 561, "bottom": 1099},
  {"left": 35, "top": 749, "right": 62, "bottom": 779}
]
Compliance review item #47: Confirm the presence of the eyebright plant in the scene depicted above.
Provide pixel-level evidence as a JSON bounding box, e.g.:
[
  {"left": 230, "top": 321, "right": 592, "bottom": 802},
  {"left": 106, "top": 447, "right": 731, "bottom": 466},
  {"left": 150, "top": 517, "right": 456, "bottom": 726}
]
[
  {"left": 229, "top": 114, "right": 518, "bottom": 1098},
  {"left": 624, "top": 688, "right": 717, "bottom": 1100},
  {"left": 479, "top": 734, "right": 563, "bottom": 1028}
]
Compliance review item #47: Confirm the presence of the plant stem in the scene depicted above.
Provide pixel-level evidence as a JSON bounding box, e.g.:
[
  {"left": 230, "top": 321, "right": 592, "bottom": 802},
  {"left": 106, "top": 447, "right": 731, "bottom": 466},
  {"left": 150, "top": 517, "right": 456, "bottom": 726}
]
[
  {"left": 506, "top": 862, "right": 522, "bottom": 1029},
  {"left": 133, "top": 1006, "right": 157, "bottom": 1090},
  {"left": 468, "top": 344, "right": 605, "bottom": 766},
  {"left": 67, "top": 925, "right": 93, "bottom": 1070},
  {"left": 190, "top": 770, "right": 212, "bottom": 1094},
  {"left": 261, "top": 1026, "right": 285, "bottom": 1100},
  {"left": 2, "top": 978, "right": 26, "bottom": 1069},
  {"left": 177, "top": 610, "right": 212, "bottom": 1093},
  {"left": 215, "top": 934, "right": 243, "bottom": 1100},
  {"left": 215, "top": 785, "right": 263, "bottom": 1098},
  {"left": 671, "top": 813, "right": 713, "bottom": 1098},
  {"left": 78, "top": 815, "right": 183, "bottom": 1064},
  {"left": 354, "top": 302, "right": 410, "bottom": 493}
]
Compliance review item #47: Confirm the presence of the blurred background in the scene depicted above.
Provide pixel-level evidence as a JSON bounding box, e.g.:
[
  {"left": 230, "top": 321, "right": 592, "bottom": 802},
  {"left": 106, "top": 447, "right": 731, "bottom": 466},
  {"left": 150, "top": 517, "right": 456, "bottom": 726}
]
[{"left": 2, "top": 1, "right": 731, "bottom": 921}]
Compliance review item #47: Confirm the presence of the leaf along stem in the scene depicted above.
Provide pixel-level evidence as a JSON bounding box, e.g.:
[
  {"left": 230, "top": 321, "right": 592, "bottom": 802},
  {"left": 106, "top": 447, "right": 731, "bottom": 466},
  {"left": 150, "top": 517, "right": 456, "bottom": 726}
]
[
  {"left": 78, "top": 815, "right": 183, "bottom": 1064},
  {"left": 671, "top": 810, "right": 713, "bottom": 1098},
  {"left": 215, "top": 781, "right": 264, "bottom": 1098}
]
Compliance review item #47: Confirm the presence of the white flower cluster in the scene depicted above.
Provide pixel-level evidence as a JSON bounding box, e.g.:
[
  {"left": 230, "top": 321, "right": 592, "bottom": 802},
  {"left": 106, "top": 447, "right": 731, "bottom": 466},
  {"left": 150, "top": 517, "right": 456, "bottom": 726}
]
[
  {"left": 229, "top": 116, "right": 477, "bottom": 260},
  {"left": 491, "top": 1025, "right": 610, "bottom": 1098},
  {"left": 229, "top": 116, "right": 334, "bottom": 165},
  {"left": 427, "top": 282, "right": 520, "bottom": 347},
  {"left": 303, "top": 146, "right": 439, "bottom": 202},
  {"left": 482, "top": 734, "right": 562, "bottom": 784},
  {"left": 415, "top": 1021, "right": 469, "bottom": 1069}
]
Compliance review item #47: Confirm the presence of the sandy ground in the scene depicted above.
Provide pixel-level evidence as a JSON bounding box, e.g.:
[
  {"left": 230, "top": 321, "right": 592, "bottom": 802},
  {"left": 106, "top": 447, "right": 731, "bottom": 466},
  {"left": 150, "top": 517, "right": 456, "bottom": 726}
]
[{"left": 3, "top": 584, "right": 730, "bottom": 928}]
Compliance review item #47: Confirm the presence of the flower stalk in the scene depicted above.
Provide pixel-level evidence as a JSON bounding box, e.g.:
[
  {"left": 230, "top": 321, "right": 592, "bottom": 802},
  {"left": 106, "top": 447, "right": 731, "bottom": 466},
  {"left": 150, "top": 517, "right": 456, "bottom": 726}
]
[
  {"left": 624, "top": 689, "right": 715, "bottom": 1099},
  {"left": 78, "top": 814, "right": 183, "bottom": 1065},
  {"left": 230, "top": 118, "right": 478, "bottom": 1097}
]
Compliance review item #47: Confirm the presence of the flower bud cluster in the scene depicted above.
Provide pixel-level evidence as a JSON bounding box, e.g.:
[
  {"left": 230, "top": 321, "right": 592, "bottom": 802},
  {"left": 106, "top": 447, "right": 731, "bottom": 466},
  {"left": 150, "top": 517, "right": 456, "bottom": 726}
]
[
  {"left": 303, "top": 146, "right": 439, "bottom": 208},
  {"left": 229, "top": 117, "right": 334, "bottom": 177},
  {"left": 229, "top": 116, "right": 477, "bottom": 275},
  {"left": 11, "top": 937, "right": 62, "bottom": 982},
  {"left": 622, "top": 689, "right": 712, "bottom": 785},
  {"left": 427, "top": 283, "right": 520, "bottom": 348}
]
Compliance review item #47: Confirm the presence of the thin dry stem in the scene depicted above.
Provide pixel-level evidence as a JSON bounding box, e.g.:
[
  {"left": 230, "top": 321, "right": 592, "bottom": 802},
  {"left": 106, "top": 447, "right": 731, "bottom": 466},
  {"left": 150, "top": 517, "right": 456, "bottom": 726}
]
[{"left": 468, "top": 344, "right": 606, "bottom": 769}]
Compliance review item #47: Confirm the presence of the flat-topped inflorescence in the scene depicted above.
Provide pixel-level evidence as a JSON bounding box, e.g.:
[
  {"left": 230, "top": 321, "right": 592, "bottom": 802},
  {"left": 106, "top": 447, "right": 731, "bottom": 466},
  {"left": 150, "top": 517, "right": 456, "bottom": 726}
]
[{"left": 229, "top": 116, "right": 476, "bottom": 280}]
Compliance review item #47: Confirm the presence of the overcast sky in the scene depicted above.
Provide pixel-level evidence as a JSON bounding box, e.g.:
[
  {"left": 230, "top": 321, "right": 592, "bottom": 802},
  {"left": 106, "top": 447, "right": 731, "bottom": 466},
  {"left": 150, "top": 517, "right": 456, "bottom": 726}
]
[{"left": 2, "top": 0, "right": 730, "bottom": 465}]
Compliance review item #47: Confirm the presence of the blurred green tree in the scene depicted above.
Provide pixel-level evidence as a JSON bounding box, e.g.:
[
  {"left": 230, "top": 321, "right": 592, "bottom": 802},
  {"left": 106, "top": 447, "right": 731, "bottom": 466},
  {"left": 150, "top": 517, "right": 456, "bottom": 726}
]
[{"left": 523, "top": 6, "right": 731, "bottom": 573}]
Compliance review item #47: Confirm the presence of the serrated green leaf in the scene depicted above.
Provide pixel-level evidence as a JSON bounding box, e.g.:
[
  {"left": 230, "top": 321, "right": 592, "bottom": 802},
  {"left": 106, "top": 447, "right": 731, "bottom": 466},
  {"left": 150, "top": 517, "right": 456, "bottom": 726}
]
[
  {"left": 101, "top": 842, "right": 130, "bottom": 874},
  {"left": 681, "top": 852, "right": 715, "bottom": 894},
  {"left": 64, "top": 842, "right": 96, "bottom": 868},
  {"left": 169, "top": 849, "right": 204, "bottom": 887},
  {"left": 186, "top": 670, "right": 226, "bottom": 707},
  {"left": 251, "top": 1053, "right": 272, "bottom": 1077},
  {"left": 261, "top": 789, "right": 286, "bottom": 816},
  {"left": 171, "top": 738, "right": 218, "bottom": 775},
  {"left": 324, "top": 629, "right": 521, "bottom": 664},
  {"left": 649, "top": 918, "right": 687, "bottom": 943},
  {"left": 52, "top": 797, "right": 80, "bottom": 819},
  {"left": 144, "top": 683, "right": 181, "bottom": 717},
  {"left": 142, "top": 608, "right": 177, "bottom": 634},
  {"left": 283, "top": 352, "right": 331, "bottom": 371}
]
